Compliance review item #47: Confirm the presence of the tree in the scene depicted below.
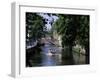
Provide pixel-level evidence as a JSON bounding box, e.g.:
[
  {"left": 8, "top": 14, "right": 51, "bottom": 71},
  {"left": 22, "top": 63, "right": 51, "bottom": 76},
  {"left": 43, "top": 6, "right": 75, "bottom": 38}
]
[
  {"left": 26, "top": 12, "right": 46, "bottom": 44},
  {"left": 77, "top": 15, "right": 90, "bottom": 64},
  {"left": 53, "top": 15, "right": 78, "bottom": 58},
  {"left": 53, "top": 14, "right": 89, "bottom": 64}
]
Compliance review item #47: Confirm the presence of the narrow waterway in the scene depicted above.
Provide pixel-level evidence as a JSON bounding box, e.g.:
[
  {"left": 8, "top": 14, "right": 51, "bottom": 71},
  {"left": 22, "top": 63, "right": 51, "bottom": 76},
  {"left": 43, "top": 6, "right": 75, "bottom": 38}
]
[
  {"left": 41, "top": 42, "right": 62, "bottom": 66},
  {"left": 26, "top": 38, "right": 86, "bottom": 67}
]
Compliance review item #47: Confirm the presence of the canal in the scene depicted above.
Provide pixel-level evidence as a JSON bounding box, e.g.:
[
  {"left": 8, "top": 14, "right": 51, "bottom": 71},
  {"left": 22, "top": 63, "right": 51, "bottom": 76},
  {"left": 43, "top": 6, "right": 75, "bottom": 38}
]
[{"left": 26, "top": 39, "right": 86, "bottom": 67}]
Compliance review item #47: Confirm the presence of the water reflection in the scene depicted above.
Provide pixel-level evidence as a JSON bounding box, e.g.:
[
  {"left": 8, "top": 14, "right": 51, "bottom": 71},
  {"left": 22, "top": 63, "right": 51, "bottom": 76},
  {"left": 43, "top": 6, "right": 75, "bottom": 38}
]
[
  {"left": 26, "top": 42, "right": 86, "bottom": 67},
  {"left": 41, "top": 43, "right": 61, "bottom": 66}
]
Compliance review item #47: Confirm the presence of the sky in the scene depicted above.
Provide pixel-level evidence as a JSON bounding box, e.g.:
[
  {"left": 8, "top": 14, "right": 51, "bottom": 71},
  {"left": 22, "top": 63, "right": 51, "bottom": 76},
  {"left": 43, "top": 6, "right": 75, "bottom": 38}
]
[{"left": 39, "top": 13, "right": 59, "bottom": 31}]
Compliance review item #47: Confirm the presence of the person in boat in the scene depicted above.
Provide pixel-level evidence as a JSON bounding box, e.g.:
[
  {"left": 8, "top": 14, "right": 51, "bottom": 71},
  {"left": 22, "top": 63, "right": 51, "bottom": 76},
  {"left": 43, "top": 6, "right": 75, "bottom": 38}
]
[
  {"left": 50, "top": 49, "right": 56, "bottom": 54},
  {"left": 47, "top": 49, "right": 53, "bottom": 56}
]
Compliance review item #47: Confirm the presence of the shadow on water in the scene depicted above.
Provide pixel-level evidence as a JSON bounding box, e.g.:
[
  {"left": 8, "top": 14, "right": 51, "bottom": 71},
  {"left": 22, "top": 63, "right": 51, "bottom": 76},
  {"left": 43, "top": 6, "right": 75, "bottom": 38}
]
[
  {"left": 26, "top": 43, "right": 86, "bottom": 67},
  {"left": 26, "top": 43, "right": 43, "bottom": 67},
  {"left": 61, "top": 48, "right": 75, "bottom": 65}
]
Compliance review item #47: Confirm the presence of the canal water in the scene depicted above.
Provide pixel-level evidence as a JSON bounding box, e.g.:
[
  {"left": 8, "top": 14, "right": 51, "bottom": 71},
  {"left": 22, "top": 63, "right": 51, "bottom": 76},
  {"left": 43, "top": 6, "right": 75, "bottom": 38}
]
[
  {"left": 41, "top": 42, "right": 62, "bottom": 66},
  {"left": 26, "top": 41, "right": 86, "bottom": 67}
]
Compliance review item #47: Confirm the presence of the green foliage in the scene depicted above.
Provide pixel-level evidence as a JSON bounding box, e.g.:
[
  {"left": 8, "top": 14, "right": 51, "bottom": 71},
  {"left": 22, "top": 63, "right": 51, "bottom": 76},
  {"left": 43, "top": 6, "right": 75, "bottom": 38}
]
[
  {"left": 26, "top": 12, "right": 45, "bottom": 41},
  {"left": 53, "top": 14, "right": 89, "bottom": 48},
  {"left": 77, "top": 15, "right": 89, "bottom": 48}
]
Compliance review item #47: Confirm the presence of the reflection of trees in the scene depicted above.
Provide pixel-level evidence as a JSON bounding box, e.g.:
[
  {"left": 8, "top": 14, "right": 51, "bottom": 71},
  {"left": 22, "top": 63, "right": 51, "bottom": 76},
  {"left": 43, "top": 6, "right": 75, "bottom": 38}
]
[
  {"left": 26, "top": 45, "right": 42, "bottom": 67},
  {"left": 53, "top": 14, "right": 89, "bottom": 64}
]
